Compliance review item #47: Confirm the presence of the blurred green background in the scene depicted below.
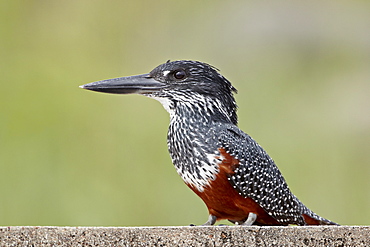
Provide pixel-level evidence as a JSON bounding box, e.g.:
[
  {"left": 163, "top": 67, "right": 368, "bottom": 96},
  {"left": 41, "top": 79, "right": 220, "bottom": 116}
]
[{"left": 0, "top": 0, "right": 369, "bottom": 226}]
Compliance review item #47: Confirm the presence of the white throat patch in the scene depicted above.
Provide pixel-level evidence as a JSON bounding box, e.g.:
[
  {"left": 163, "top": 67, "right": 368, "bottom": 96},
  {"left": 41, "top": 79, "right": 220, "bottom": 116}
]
[{"left": 152, "top": 97, "right": 174, "bottom": 115}]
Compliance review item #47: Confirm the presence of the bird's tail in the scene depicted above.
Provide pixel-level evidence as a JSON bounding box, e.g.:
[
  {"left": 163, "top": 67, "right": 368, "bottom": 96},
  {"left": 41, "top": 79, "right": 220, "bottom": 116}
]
[{"left": 302, "top": 213, "right": 339, "bottom": 226}]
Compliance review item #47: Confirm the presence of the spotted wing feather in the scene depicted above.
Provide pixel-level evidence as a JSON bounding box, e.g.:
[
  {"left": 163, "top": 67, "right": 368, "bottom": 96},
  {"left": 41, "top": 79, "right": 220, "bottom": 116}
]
[{"left": 218, "top": 125, "right": 330, "bottom": 225}]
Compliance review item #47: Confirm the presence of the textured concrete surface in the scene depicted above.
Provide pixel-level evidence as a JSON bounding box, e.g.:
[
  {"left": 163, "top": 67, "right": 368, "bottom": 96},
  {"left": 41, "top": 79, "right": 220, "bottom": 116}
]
[{"left": 0, "top": 226, "right": 368, "bottom": 247}]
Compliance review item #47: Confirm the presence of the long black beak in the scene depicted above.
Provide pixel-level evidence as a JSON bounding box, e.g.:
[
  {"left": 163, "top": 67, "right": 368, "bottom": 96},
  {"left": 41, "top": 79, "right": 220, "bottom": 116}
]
[{"left": 80, "top": 73, "right": 165, "bottom": 94}]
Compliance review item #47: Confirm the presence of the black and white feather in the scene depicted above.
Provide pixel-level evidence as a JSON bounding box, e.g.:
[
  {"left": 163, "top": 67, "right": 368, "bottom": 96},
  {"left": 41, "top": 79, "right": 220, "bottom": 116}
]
[{"left": 142, "top": 60, "right": 336, "bottom": 225}]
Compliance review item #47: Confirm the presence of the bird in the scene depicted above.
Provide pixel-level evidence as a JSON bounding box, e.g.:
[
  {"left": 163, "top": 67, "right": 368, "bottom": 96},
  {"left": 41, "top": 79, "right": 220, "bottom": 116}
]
[{"left": 80, "top": 60, "right": 338, "bottom": 226}]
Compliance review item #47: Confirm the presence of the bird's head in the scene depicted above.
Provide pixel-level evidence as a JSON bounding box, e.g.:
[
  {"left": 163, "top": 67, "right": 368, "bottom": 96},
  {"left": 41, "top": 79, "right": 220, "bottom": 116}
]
[{"left": 81, "top": 60, "right": 238, "bottom": 124}]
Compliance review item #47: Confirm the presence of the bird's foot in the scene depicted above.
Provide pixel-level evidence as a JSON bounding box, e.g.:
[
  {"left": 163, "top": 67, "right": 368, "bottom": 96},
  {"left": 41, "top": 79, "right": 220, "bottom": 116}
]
[
  {"left": 241, "top": 212, "right": 257, "bottom": 226},
  {"left": 202, "top": 215, "right": 217, "bottom": 226},
  {"left": 189, "top": 215, "right": 217, "bottom": 226}
]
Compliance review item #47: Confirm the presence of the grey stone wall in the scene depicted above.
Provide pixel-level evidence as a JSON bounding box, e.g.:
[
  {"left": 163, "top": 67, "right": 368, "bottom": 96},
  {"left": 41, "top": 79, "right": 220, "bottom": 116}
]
[{"left": 0, "top": 226, "right": 368, "bottom": 246}]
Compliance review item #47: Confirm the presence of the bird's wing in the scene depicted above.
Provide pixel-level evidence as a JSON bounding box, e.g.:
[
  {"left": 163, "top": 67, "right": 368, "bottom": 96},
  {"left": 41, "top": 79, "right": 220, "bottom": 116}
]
[{"left": 217, "top": 125, "right": 307, "bottom": 225}]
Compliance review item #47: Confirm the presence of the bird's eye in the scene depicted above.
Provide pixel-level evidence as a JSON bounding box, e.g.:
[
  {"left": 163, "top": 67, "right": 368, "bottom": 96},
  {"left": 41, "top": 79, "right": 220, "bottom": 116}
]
[{"left": 173, "top": 70, "right": 186, "bottom": 80}]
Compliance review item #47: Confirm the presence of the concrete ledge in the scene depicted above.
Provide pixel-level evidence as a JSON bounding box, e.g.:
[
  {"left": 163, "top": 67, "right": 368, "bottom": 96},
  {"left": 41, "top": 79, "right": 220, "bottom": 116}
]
[{"left": 0, "top": 226, "right": 368, "bottom": 246}]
